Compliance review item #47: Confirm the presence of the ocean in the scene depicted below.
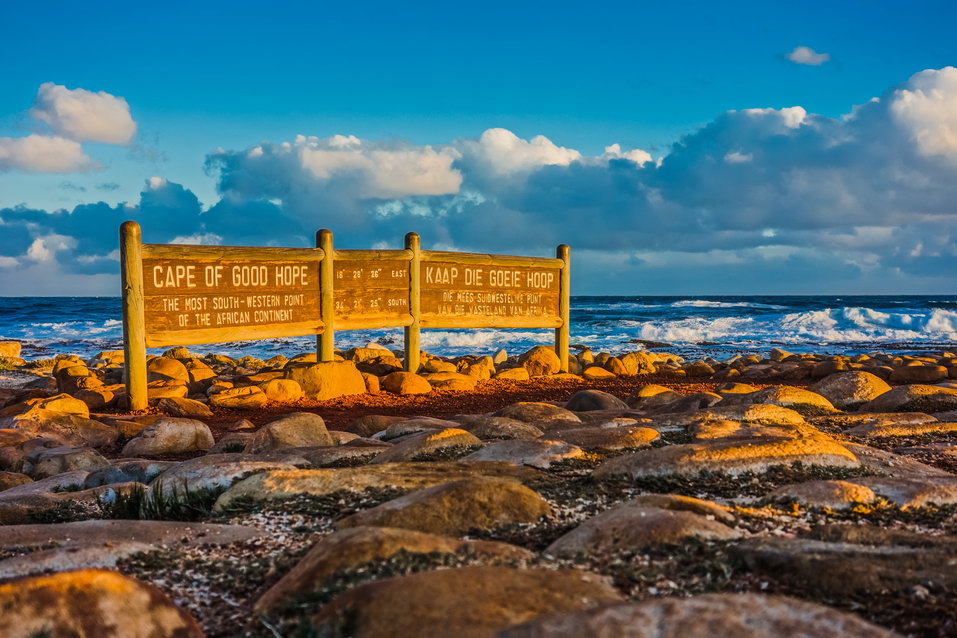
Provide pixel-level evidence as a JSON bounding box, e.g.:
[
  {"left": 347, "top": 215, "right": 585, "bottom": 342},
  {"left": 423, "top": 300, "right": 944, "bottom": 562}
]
[{"left": 1, "top": 296, "right": 956, "bottom": 361}]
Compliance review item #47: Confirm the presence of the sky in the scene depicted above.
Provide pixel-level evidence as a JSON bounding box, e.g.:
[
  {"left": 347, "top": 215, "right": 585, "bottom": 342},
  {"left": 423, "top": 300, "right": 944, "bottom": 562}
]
[{"left": 1, "top": 0, "right": 956, "bottom": 295}]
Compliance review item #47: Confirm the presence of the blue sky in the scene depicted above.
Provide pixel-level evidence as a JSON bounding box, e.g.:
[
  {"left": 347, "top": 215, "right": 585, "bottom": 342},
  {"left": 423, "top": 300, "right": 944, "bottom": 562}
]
[{"left": 1, "top": 0, "right": 957, "bottom": 295}]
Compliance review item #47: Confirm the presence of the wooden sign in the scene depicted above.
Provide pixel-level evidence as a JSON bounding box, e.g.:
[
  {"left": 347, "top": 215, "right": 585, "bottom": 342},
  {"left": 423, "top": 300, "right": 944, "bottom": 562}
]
[
  {"left": 139, "top": 245, "right": 323, "bottom": 347},
  {"left": 333, "top": 251, "right": 413, "bottom": 330},
  {"left": 121, "top": 222, "right": 570, "bottom": 410},
  {"left": 420, "top": 256, "right": 562, "bottom": 328}
]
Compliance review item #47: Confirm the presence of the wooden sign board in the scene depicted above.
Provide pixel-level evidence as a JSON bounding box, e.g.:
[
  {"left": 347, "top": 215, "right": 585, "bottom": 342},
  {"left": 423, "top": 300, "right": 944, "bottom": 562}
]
[
  {"left": 420, "top": 258, "right": 562, "bottom": 328},
  {"left": 121, "top": 222, "right": 570, "bottom": 410},
  {"left": 333, "top": 250, "right": 413, "bottom": 330}
]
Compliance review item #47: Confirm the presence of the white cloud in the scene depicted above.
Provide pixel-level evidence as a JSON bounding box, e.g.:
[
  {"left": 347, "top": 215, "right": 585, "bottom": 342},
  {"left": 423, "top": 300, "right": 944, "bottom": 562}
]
[
  {"left": 724, "top": 151, "right": 753, "bottom": 164},
  {"left": 786, "top": 46, "right": 830, "bottom": 66},
  {"left": 0, "top": 134, "right": 94, "bottom": 173},
  {"left": 890, "top": 66, "right": 957, "bottom": 160},
  {"left": 31, "top": 82, "right": 137, "bottom": 145},
  {"left": 0, "top": 256, "right": 18, "bottom": 268},
  {"left": 602, "top": 143, "right": 653, "bottom": 165},
  {"left": 26, "top": 234, "right": 76, "bottom": 262},
  {"left": 459, "top": 128, "right": 582, "bottom": 175}
]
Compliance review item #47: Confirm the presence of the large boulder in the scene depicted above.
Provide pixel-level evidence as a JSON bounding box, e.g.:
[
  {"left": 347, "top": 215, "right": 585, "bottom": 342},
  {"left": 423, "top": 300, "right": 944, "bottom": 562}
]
[
  {"left": 0, "top": 341, "right": 21, "bottom": 359},
  {"left": 208, "top": 386, "right": 268, "bottom": 409},
  {"left": 120, "top": 418, "right": 214, "bottom": 457},
  {"left": 502, "top": 593, "right": 894, "bottom": 638},
  {"left": 22, "top": 446, "right": 110, "bottom": 479},
  {"left": 259, "top": 378, "right": 304, "bottom": 403},
  {"left": 284, "top": 361, "right": 367, "bottom": 401},
  {"left": 381, "top": 372, "right": 432, "bottom": 395},
  {"left": 890, "top": 365, "right": 949, "bottom": 383},
  {"left": 0, "top": 569, "right": 203, "bottom": 637},
  {"left": 255, "top": 526, "right": 532, "bottom": 614},
  {"left": 310, "top": 566, "right": 621, "bottom": 637},
  {"left": 337, "top": 477, "right": 551, "bottom": 535},
  {"left": 244, "top": 412, "right": 333, "bottom": 453},
  {"left": 146, "top": 356, "right": 189, "bottom": 383},
  {"left": 153, "top": 396, "right": 213, "bottom": 418},
  {"left": 519, "top": 345, "right": 561, "bottom": 377},
  {"left": 808, "top": 371, "right": 891, "bottom": 410}
]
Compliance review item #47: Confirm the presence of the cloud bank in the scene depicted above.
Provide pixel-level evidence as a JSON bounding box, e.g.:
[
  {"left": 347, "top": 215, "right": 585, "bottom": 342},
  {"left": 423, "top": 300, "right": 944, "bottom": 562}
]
[
  {"left": 2, "top": 67, "right": 957, "bottom": 294},
  {"left": 0, "top": 83, "right": 135, "bottom": 175}
]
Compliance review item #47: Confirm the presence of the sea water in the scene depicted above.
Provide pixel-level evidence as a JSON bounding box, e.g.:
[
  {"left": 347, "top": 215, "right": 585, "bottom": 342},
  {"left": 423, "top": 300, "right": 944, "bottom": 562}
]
[{"left": 1, "top": 296, "right": 955, "bottom": 361}]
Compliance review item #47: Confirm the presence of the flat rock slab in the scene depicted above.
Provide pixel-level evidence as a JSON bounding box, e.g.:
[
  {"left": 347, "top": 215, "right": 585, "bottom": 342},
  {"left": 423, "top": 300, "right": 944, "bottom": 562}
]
[
  {"left": 213, "top": 461, "right": 544, "bottom": 511},
  {"left": 464, "top": 439, "right": 587, "bottom": 469},
  {"left": 337, "top": 477, "right": 551, "bottom": 536},
  {"left": 0, "top": 519, "right": 264, "bottom": 549},
  {"left": 0, "top": 541, "right": 155, "bottom": 580},
  {"left": 255, "top": 526, "right": 533, "bottom": 614},
  {"left": 502, "top": 593, "right": 894, "bottom": 638},
  {"left": 147, "top": 453, "right": 307, "bottom": 497},
  {"left": 594, "top": 436, "right": 859, "bottom": 479},
  {"left": 370, "top": 428, "right": 483, "bottom": 463},
  {"left": 546, "top": 502, "right": 740, "bottom": 557},
  {"left": 310, "top": 565, "right": 621, "bottom": 638},
  {"left": 843, "top": 442, "right": 953, "bottom": 478}
]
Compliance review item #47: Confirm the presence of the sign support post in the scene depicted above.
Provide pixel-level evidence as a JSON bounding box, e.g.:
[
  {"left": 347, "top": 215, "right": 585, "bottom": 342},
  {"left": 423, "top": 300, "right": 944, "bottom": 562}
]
[
  {"left": 555, "top": 243, "right": 571, "bottom": 373},
  {"left": 317, "top": 229, "right": 335, "bottom": 361},
  {"left": 404, "top": 232, "right": 421, "bottom": 372},
  {"left": 120, "top": 221, "right": 148, "bottom": 410}
]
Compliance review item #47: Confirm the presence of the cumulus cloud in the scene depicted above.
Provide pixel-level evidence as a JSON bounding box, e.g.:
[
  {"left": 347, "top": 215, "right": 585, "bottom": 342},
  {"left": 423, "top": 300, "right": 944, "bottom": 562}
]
[
  {"left": 0, "top": 83, "right": 138, "bottom": 175},
  {"left": 786, "top": 46, "right": 830, "bottom": 66},
  {"left": 0, "top": 135, "right": 93, "bottom": 173},
  {"left": 31, "top": 82, "right": 137, "bottom": 145},
  {"left": 4, "top": 67, "right": 957, "bottom": 294}
]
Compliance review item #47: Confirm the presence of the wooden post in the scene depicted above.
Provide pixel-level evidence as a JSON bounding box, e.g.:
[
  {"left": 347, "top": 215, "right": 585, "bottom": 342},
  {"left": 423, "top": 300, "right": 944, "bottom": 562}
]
[
  {"left": 555, "top": 244, "right": 571, "bottom": 373},
  {"left": 404, "top": 232, "right": 421, "bottom": 372},
  {"left": 317, "top": 229, "right": 335, "bottom": 361},
  {"left": 120, "top": 221, "right": 148, "bottom": 410}
]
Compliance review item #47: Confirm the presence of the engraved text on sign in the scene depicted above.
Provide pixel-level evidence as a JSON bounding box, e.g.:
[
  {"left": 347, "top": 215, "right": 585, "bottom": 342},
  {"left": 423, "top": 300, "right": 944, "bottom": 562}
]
[
  {"left": 334, "top": 259, "right": 411, "bottom": 329},
  {"left": 420, "top": 261, "right": 561, "bottom": 328},
  {"left": 141, "top": 249, "right": 322, "bottom": 347}
]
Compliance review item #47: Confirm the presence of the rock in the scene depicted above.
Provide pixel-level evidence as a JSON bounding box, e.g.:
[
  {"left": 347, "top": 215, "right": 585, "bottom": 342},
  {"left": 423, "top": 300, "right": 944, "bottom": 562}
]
[
  {"left": 153, "top": 396, "right": 213, "bottom": 418},
  {"left": 0, "top": 569, "right": 203, "bottom": 637},
  {"left": 74, "top": 386, "right": 119, "bottom": 410},
  {"left": 0, "top": 471, "right": 31, "bottom": 491},
  {"left": 493, "top": 402, "right": 581, "bottom": 425},
  {"left": 381, "top": 417, "right": 462, "bottom": 440},
  {"left": 862, "top": 384, "right": 957, "bottom": 413},
  {"left": 121, "top": 418, "right": 214, "bottom": 457},
  {"left": 549, "top": 425, "right": 659, "bottom": 451},
  {"left": 845, "top": 420, "right": 957, "bottom": 437},
  {"left": 583, "top": 365, "right": 616, "bottom": 380},
  {"left": 423, "top": 371, "right": 476, "bottom": 391},
  {"left": 146, "top": 382, "right": 189, "bottom": 400},
  {"left": 213, "top": 462, "right": 542, "bottom": 511},
  {"left": 0, "top": 341, "right": 21, "bottom": 358},
  {"left": 293, "top": 445, "right": 391, "bottom": 467},
  {"left": 310, "top": 565, "right": 621, "bottom": 638},
  {"left": 255, "top": 526, "right": 533, "bottom": 613},
  {"left": 843, "top": 442, "right": 952, "bottom": 478},
  {"left": 1, "top": 393, "right": 90, "bottom": 420},
  {"left": 565, "top": 390, "right": 628, "bottom": 412},
  {"left": 683, "top": 361, "right": 715, "bottom": 377},
  {"left": 495, "top": 367, "right": 531, "bottom": 381},
  {"left": 361, "top": 372, "right": 380, "bottom": 394},
  {"left": 259, "top": 378, "right": 304, "bottom": 403},
  {"left": 519, "top": 345, "right": 561, "bottom": 377},
  {"left": 371, "top": 428, "right": 483, "bottom": 463},
  {"left": 770, "top": 348, "right": 795, "bottom": 362},
  {"left": 244, "top": 412, "right": 333, "bottom": 453},
  {"left": 6, "top": 413, "right": 118, "bottom": 448},
  {"left": 502, "top": 593, "right": 894, "bottom": 638},
  {"left": 767, "top": 480, "right": 878, "bottom": 509},
  {"left": 381, "top": 371, "right": 432, "bottom": 395},
  {"left": 148, "top": 453, "right": 304, "bottom": 500},
  {"left": 652, "top": 403, "right": 808, "bottom": 429},
  {"left": 0, "top": 476, "right": 139, "bottom": 525},
  {"left": 338, "top": 477, "right": 551, "bottom": 535},
  {"left": 890, "top": 365, "right": 949, "bottom": 383},
  {"left": 209, "top": 385, "right": 268, "bottom": 409},
  {"left": 810, "top": 411, "right": 936, "bottom": 432},
  {"left": 808, "top": 371, "right": 891, "bottom": 410},
  {"left": 462, "top": 416, "right": 545, "bottom": 441},
  {"left": 146, "top": 356, "right": 190, "bottom": 383},
  {"left": 619, "top": 351, "right": 658, "bottom": 375},
  {"left": 83, "top": 459, "right": 176, "bottom": 487},
  {"left": 719, "top": 385, "right": 836, "bottom": 413},
  {"left": 546, "top": 498, "right": 740, "bottom": 556},
  {"left": 853, "top": 476, "right": 957, "bottom": 508},
  {"left": 0, "top": 519, "right": 262, "bottom": 551},
  {"left": 22, "top": 446, "right": 110, "bottom": 479},
  {"left": 347, "top": 414, "right": 408, "bottom": 437},
  {"left": 734, "top": 527, "right": 957, "bottom": 596},
  {"left": 594, "top": 436, "right": 860, "bottom": 478},
  {"left": 464, "top": 439, "right": 587, "bottom": 469},
  {"left": 284, "top": 361, "right": 367, "bottom": 400}
]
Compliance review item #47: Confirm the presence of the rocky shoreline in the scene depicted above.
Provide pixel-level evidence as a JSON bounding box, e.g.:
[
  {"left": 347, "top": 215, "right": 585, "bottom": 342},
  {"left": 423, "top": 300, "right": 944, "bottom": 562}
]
[{"left": 1, "top": 338, "right": 957, "bottom": 636}]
